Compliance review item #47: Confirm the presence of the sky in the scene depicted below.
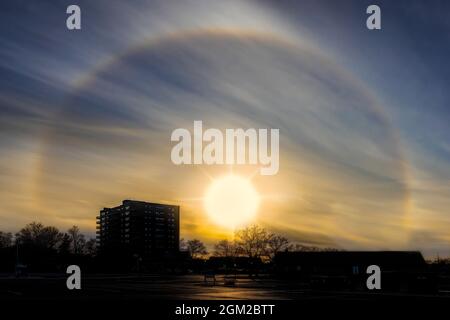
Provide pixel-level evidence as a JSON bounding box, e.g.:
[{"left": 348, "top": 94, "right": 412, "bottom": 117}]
[{"left": 1, "top": 0, "right": 450, "bottom": 257}]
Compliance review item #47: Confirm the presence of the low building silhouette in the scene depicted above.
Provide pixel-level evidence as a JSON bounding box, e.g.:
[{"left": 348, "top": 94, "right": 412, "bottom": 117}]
[
  {"left": 207, "top": 256, "right": 263, "bottom": 273},
  {"left": 274, "top": 251, "right": 436, "bottom": 293},
  {"left": 96, "top": 200, "right": 179, "bottom": 265}
]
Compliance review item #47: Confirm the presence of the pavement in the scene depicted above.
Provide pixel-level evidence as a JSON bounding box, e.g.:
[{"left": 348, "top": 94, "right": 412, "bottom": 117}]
[{"left": 0, "top": 274, "right": 449, "bottom": 301}]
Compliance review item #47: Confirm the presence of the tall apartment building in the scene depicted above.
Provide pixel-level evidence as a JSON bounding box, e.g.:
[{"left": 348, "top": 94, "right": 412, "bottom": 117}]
[{"left": 96, "top": 200, "right": 179, "bottom": 257}]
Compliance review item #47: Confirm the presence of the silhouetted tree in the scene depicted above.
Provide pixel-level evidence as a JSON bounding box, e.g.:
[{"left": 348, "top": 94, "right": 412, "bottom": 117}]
[
  {"left": 57, "top": 233, "right": 72, "bottom": 255},
  {"left": 213, "top": 239, "right": 238, "bottom": 257},
  {"left": 187, "top": 239, "right": 207, "bottom": 259},
  {"left": 287, "top": 243, "right": 340, "bottom": 252},
  {"left": 67, "top": 226, "right": 86, "bottom": 254},
  {"left": 179, "top": 238, "right": 188, "bottom": 251},
  {"left": 0, "top": 231, "right": 12, "bottom": 248},
  {"left": 84, "top": 238, "right": 97, "bottom": 256},
  {"left": 267, "top": 235, "right": 289, "bottom": 261},
  {"left": 233, "top": 225, "right": 291, "bottom": 262},
  {"left": 15, "top": 222, "right": 63, "bottom": 250},
  {"left": 234, "top": 224, "right": 271, "bottom": 260},
  {"left": 5, "top": 222, "right": 96, "bottom": 272}
]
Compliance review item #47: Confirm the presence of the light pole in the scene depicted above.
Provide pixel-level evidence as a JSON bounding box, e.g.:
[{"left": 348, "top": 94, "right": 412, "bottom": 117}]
[{"left": 15, "top": 238, "right": 20, "bottom": 277}]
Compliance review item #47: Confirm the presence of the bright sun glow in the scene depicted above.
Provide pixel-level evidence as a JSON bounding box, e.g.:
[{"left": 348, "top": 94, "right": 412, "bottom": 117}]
[{"left": 204, "top": 175, "right": 260, "bottom": 229}]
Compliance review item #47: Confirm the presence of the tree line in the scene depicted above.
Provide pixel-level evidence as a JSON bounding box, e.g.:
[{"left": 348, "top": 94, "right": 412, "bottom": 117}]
[
  {"left": 0, "top": 222, "right": 96, "bottom": 255},
  {"left": 0, "top": 222, "right": 339, "bottom": 267},
  {"left": 180, "top": 224, "right": 338, "bottom": 261}
]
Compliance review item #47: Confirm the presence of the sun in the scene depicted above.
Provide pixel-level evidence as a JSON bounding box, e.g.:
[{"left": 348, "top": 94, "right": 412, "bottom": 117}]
[{"left": 204, "top": 174, "right": 260, "bottom": 229}]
